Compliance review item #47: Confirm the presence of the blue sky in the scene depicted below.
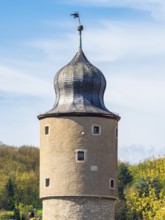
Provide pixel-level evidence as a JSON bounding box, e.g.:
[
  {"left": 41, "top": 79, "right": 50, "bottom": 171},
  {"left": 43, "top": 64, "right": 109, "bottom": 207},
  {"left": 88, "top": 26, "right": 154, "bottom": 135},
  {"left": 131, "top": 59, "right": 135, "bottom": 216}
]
[{"left": 0, "top": 0, "right": 165, "bottom": 164}]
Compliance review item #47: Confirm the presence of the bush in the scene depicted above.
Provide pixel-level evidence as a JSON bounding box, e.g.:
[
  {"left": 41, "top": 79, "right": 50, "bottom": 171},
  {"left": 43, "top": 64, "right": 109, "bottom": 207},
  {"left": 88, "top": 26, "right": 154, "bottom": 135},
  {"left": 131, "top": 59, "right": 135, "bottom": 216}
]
[{"left": 14, "top": 208, "right": 20, "bottom": 220}]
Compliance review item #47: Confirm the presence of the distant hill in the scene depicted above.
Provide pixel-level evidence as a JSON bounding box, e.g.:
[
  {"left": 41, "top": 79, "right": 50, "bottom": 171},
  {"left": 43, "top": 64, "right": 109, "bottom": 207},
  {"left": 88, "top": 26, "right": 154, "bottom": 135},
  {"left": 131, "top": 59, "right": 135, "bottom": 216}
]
[{"left": 0, "top": 140, "right": 3, "bottom": 145}]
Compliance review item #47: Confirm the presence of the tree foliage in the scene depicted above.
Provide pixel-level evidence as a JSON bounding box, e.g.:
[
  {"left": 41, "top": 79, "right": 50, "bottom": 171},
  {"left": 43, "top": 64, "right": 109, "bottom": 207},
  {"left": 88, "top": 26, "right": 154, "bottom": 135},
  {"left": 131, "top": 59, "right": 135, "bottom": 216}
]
[
  {"left": 115, "top": 162, "right": 133, "bottom": 220},
  {"left": 116, "top": 157, "right": 165, "bottom": 219},
  {"left": 4, "top": 178, "right": 15, "bottom": 210},
  {"left": 0, "top": 144, "right": 40, "bottom": 211},
  {"left": 126, "top": 156, "right": 165, "bottom": 219},
  {"left": 117, "top": 162, "right": 133, "bottom": 199}
]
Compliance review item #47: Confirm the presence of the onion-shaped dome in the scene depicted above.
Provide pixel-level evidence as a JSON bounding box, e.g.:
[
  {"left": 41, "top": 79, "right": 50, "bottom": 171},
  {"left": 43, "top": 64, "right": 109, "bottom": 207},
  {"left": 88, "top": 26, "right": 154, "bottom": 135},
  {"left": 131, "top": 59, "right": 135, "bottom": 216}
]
[{"left": 38, "top": 49, "right": 120, "bottom": 120}]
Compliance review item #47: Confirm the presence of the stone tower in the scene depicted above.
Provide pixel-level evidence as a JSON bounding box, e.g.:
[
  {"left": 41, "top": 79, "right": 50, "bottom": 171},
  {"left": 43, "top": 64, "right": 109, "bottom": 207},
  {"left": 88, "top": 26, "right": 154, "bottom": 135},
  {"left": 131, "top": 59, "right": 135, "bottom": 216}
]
[{"left": 38, "top": 15, "right": 120, "bottom": 220}]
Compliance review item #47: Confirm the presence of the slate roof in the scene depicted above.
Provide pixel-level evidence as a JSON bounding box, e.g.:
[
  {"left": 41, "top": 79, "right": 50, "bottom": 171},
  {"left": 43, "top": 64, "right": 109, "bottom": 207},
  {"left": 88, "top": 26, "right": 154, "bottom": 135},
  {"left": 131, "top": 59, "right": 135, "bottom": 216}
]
[{"left": 38, "top": 49, "right": 120, "bottom": 120}]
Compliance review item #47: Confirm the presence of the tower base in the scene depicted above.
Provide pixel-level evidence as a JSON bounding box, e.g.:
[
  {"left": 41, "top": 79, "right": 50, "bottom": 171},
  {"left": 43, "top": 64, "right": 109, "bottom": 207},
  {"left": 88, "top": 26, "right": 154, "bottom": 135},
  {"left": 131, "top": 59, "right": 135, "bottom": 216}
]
[{"left": 42, "top": 197, "right": 115, "bottom": 220}]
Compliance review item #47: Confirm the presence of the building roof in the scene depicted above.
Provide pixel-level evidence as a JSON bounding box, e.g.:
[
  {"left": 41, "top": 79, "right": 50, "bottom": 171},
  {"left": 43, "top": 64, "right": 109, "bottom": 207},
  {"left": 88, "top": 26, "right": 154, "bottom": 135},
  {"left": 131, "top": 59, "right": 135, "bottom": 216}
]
[{"left": 38, "top": 48, "right": 120, "bottom": 120}]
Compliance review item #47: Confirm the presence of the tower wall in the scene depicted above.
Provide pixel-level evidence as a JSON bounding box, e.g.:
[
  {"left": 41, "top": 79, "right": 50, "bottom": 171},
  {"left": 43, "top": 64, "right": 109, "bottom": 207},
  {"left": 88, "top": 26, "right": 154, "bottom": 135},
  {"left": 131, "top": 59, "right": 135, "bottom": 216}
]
[
  {"left": 40, "top": 116, "right": 118, "bottom": 220},
  {"left": 42, "top": 197, "right": 115, "bottom": 220}
]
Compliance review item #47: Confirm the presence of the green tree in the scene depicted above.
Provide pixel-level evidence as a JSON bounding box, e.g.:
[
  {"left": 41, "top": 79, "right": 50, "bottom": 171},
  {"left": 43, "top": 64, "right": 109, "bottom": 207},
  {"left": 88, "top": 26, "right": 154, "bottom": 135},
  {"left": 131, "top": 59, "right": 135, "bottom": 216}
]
[
  {"left": 135, "top": 176, "right": 162, "bottom": 198},
  {"left": 115, "top": 163, "right": 133, "bottom": 220},
  {"left": 115, "top": 199, "right": 128, "bottom": 220},
  {"left": 0, "top": 145, "right": 41, "bottom": 209},
  {"left": 15, "top": 171, "right": 40, "bottom": 207},
  {"left": 5, "top": 178, "right": 15, "bottom": 210},
  {"left": 118, "top": 162, "right": 133, "bottom": 199}
]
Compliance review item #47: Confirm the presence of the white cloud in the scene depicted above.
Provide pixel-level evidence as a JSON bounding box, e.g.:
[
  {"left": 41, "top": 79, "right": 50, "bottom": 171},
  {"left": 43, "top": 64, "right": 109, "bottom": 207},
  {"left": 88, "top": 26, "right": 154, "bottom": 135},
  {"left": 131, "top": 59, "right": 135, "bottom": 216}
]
[
  {"left": 41, "top": 19, "right": 74, "bottom": 29},
  {"left": 27, "top": 20, "right": 165, "bottom": 65},
  {"left": 0, "top": 65, "right": 51, "bottom": 96},
  {"left": 105, "top": 73, "right": 165, "bottom": 160},
  {"left": 119, "top": 144, "right": 165, "bottom": 164},
  {"left": 73, "top": 0, "right": 165, "bottom": 21},
  {"left": 107, "top": 75, "right": 165, "bottom": 109},
  {"left": 83, "top": 20, "right": 165, "bottom": 62},
  {"left": 27, "top": 36, "right": 77, "bottom": 63}
]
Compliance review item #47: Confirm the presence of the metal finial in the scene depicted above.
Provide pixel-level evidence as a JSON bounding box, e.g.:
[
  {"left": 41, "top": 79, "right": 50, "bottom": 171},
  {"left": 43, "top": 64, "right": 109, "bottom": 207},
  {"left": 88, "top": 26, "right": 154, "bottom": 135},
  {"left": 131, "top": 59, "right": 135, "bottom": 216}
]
[{"left": 71, "top": 12, "right": 84, "bottom": 49}]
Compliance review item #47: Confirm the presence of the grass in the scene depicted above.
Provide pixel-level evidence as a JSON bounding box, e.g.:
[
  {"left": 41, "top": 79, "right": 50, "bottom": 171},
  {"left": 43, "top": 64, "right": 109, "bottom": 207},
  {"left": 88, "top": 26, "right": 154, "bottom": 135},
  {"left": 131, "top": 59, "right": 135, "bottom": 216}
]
[
  {"left": 0, "top": 210, "right": 13, "bottom": 220},
  {"left": 0, "top": 209, "right": 42, "bottom": 219}
]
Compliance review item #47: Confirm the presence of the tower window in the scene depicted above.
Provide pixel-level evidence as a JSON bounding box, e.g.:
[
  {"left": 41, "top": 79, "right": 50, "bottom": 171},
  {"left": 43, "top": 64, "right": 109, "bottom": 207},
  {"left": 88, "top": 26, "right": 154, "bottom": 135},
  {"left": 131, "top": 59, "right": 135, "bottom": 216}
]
[
  {"left": 92, "top": 125, "right": 101, "bottom": 135},
  {"left": 45, "top": 178, "right": 50, "bottom": 187},
  {"left": 75, "top": 149, "right": 87, "bottom": 162},
  {"left": 109, "top": 179, "right": 115, "bottom": 189},
  {"left": 45, "top": 126, "right": 49, "bottom": 135},
  {"left": 115, "top": 128, "right": 118, "bottom": 138},
  {"left": 78, "top": 151, "right": 84, "bottom": 161}
]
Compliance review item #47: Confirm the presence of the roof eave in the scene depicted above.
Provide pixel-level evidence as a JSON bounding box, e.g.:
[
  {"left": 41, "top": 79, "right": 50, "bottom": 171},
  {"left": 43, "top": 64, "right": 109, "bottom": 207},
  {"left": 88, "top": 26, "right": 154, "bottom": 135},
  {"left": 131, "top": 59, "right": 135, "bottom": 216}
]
[{"left": 37, "top": 112, "right": 121, "bottom": 121}]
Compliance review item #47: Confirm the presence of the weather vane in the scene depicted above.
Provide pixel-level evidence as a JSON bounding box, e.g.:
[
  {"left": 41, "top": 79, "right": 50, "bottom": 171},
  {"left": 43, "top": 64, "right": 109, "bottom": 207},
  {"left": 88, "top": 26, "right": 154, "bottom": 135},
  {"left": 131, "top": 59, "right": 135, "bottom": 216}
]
[{"left": 71, "top": 12, "right": 83, "bottom": 49}]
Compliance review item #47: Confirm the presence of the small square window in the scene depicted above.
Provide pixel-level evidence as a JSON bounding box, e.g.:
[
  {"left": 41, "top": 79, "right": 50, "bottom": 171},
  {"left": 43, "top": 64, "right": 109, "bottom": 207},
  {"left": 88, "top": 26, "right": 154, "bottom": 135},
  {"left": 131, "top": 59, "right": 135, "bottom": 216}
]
[
  {"left": 109, "top": 179, "right": 115, "bottom": 189},
  {"left": 45, "top": 126, "right": 49, "bottom": 135},
  {"left": 75, "top": 149, "right": 87, "bottom": 162},
  {"left": 92, "top": 125, "right": 101, "bottom": 135},
  {"left": 77, "top": 151, "right": 85, "bottom": 161},
  {"left": 45, "top": 178, "right": 50, "bottom": 187}
]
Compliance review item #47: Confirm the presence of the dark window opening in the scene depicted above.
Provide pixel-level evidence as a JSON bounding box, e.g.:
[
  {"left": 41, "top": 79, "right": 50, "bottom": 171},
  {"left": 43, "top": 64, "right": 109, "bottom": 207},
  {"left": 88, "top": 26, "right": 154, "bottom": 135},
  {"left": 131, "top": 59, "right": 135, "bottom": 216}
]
[
  {"left": 77, "top": 151, "right": 85, "bottom": 161},
  {"left": 45, "top": 126, "right": 49, "bottom": 135},
  {"left": 115, "top": 128, "right": 118, "bottom": 137},
  {"left": 110, "top": 179, "right": 115, "bottom": 189},
  {"left": 93, "top": 126, "right": 100, "bottom": 135},
  {"left": 45, "top": 178, "right": 50, "bottom": 187}
]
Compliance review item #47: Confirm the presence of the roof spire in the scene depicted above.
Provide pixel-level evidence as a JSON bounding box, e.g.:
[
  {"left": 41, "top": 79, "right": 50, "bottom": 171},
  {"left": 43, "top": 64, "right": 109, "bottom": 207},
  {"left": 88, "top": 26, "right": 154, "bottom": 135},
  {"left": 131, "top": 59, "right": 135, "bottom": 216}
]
[{"left": 71, "top": 12, "right": 83, "bottom": 50}]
